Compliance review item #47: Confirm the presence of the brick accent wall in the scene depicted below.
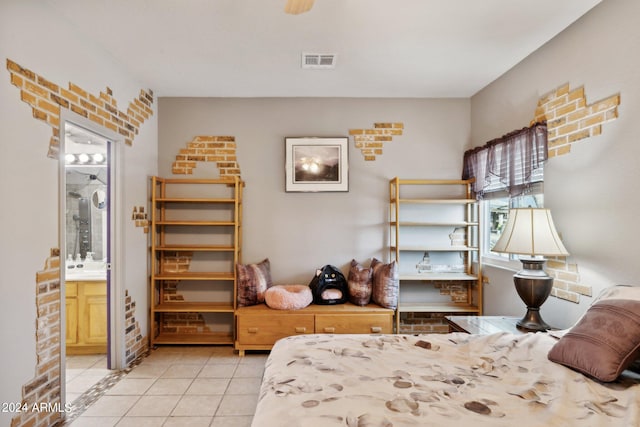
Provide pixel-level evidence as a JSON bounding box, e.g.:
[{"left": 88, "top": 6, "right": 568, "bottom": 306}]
[
  {"left": 349, "top": 122, "right": 404, "bottom": 160},
  {"left": 172, "top": 136, "right": 241, "bottom": 176},
  {"left": 546, "top": 258, "right": 592, "bottom": 303},
  {"left": 6, "top": 59, "right": 154, "bottom": 424},
  {"left": 11, "top": 250, "right": 63, "bottom": 427},
  {"left": 132, "top": 206, "right": 149, "bottom": 233},
  {"left": 400, "top": 312, "right": 451, "bottom": 334},
  {"left": 125, "top": 290, "right": 148, "bottom": 365},
  {"left": 155, "top": 254, "right": 211, "bottom": 336},
  {"left": 399, "top": 282, "right": 472, "bottom": 333},
  {"left": 527, "top": 83, "right": 618, "bottom": 303},
  {"left": 9, "top": 250, "right": 150, "bottom": 426},
  {"left": 6, "top": 59, "right": 154, "bottom": 158},
  {"left": 532, "top": 83, "right": 620, "bottom": 158}
]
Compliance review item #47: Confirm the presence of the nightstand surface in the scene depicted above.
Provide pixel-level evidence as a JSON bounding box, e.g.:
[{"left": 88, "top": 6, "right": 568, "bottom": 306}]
[{"left": 445, "top": 315, "right": 525, "bottom": 335}]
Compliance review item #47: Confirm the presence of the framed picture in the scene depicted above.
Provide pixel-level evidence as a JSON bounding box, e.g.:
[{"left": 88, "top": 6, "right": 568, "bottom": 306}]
[{"left": 285, "top": 137, "right": 349, "bottom": 192}]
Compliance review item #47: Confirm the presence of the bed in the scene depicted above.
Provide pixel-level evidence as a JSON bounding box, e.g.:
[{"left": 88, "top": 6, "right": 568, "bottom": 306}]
[{"left": 252, "top": 295, "right": 640, "bottom": 427}]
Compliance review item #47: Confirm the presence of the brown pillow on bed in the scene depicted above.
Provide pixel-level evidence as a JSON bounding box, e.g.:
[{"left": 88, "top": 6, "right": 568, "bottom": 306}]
[
  {"left": 347, "top": 259, "right": 373, "bottom": 306},
  {"left": 548, "top": 299, "right": 640, "bottom": 382},
  {"left": 581, "top": 285, "right": 640, "bottom": 373},
  {"left": 236, "top": 258, "right": 273, "bottom": 307},
  {"left": 370, "top": 258, "right": 399, "bottom": 309}
]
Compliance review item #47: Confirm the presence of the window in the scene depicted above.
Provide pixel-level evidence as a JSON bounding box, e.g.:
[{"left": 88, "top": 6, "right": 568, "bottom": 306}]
[
  {"left": 462, "top": 122, "right": 548, "bottom": 266},
  {"left": 483, "top": 192, "right": 544, "bottom": 262}
]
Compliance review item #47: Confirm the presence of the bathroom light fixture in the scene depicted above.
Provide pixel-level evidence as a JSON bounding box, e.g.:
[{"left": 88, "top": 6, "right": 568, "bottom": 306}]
[{"left": 65, "top": 152, "right": 107, "bottom": 165}]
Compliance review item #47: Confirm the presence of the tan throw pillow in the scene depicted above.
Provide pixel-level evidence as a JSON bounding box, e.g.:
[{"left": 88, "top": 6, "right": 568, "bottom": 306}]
[
  {"left": 370, "top": 258, "right": 399, "bottom": 309},
  {"left": 347, "top": 259, "right": 373, "bottom": 306},
  {"left": 547, "top": 299, "right": 640, "bottom": 382},
  {"left": 236, "top": 258, "right": 273, "bottom": 307}
]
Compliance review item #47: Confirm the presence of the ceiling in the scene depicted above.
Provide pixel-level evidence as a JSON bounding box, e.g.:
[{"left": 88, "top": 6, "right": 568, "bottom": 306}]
[{"left": 42, "top": 0, "right": 601, "bottom": 98}]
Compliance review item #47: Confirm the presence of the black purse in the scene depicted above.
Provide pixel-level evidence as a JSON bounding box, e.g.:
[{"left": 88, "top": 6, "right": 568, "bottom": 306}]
[{"left": 309, "top": 265, "right": 348, "bottom": 305}]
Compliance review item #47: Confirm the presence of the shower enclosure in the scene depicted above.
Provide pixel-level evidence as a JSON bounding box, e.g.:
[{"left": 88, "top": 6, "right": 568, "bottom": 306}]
[{"left": 66, "top": 170, "right": 106, "bottom": 261}]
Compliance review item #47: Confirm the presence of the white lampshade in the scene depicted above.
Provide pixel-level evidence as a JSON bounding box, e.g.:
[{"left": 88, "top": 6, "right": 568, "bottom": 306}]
[{"left": 492, "top": 208, "right": 569, "bottom": 257}]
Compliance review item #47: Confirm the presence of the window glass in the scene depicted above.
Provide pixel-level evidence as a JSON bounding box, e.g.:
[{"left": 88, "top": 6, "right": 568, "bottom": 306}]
[{"left": 484, "top": 193, "right": 544, "bottom": 260}]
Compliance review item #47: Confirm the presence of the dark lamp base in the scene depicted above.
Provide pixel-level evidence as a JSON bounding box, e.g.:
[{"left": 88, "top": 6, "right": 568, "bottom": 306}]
[{"left": 513, "top": 259, "right": 554, "bottom": 332}]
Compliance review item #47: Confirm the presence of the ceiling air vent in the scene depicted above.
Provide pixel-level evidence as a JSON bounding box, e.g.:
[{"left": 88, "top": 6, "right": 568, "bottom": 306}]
[{"left": 301, "top": 53, "right": 337, "bottom": 69}]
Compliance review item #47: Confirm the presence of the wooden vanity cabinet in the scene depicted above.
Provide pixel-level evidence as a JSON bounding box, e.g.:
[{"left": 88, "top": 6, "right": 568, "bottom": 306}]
[{"left": 65, "top": 280, "right": 107, "bottom": 354}]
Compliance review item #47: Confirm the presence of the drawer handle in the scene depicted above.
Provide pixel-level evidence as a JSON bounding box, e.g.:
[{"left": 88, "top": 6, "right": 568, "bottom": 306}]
[
  {"left": 370, "top": 326, "right": 382, "bottom": 333},
  {"left": 247, "top": 327, "right": 259, "bottom": 334},
  {"left": 323, "top": 327, "right": 335, "bottom": 333},
  {"left": 295, "top": 327, "right": 307, "bottom": 334}
]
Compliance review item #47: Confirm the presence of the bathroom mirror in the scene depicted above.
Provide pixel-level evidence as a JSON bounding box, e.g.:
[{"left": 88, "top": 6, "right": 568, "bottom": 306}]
[
  {"left": 92, "top": 189, "right": 106, "bottom": 210},
  {"left": 65, "top": 123, "right": 108, "bottom": 260}
]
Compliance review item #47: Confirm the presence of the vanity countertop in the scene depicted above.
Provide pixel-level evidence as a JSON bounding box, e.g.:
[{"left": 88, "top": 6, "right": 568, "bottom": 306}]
[{"left": 65, "top": 268, "right": 106, "bottom": 281}]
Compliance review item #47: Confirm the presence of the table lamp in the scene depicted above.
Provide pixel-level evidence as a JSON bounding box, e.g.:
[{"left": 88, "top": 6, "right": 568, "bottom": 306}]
[{"left": 491, "top": 208, "right": 569, "bottom": 332}]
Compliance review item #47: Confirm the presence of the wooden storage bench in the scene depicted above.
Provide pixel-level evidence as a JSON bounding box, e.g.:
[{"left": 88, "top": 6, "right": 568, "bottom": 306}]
[{"left": 235, "top": 303, "right": 394, "bottom": 356}]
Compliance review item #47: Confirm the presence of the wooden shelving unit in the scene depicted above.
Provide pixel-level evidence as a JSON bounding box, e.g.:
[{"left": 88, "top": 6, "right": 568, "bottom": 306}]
[
  {"left": 389, "top": 178, "right": 483, "bottom": 332},
  {"left": 150, "top": 176, "right": 242, "bottom": 346}
]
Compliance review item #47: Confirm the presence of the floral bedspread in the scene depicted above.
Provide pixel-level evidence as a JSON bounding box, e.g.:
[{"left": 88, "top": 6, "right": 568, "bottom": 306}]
[{"left": 252, "top": 333, "right": 640, "bottom": 427}]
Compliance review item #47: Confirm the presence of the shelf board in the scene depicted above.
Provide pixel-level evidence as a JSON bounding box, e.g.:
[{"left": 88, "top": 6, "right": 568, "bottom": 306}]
[
  {"left": 396, "top": 198, "right": 476, "bottom": 205},
  {"left": 393, "top": 221, "right": 478, "bottom": 227},
  {"left": 154, "top": 302, "right": 235, "bottom": 313},
  {"left": 154, "top": 272, "right": 234, "bottom": 281},
  {"left": 393, "top": 245, "right": 479, "bottom": 252},
  {"left": 153, "top": 332, "right": 234, "bottom": 345},
  {"left": 155, "top": 197, "right": 236, "bottom": 203},
  {"left": 155, "top": 220, "right": 236, "bottom": 226},
  {"left": 399, "top": 273, "right": 478, "bottom": 281},
  {"left": 397, "top": 302, "right": 481, "bottom": 313},
  {"left": 392, "top": 178, "right": 474, "bottom": 186},
  {"left": 154, "top": 245, "right": 236, "bottom": 252}
]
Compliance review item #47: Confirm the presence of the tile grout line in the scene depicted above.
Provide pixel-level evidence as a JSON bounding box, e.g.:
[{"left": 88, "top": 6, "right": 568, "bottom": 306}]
[{"left": 57, "top": 350, "right": 151, "bottom": 426}]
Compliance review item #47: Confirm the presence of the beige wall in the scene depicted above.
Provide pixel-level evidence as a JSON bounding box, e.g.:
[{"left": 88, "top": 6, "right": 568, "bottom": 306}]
[
  {"left": 471, "top": 0, "right": 640, "bottom": 327},
  {"left": 3, "top": 1, "right": 636, "bottom": 421},
  {"left": 158, "top": 98, "right": 470, "bottom": 283},
  {"left": 0, "top": 1, "right": 157, "bottom": 424}
]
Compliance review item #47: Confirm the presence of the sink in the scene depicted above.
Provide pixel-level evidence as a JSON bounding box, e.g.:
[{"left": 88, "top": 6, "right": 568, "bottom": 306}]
[
  {"left": 66, "top": 269, "right": 106, "bottom": 281},
  {"left": 66, "top": 261, "right": 107, "bottom": 281},
  {"left": 81, "top": 260, "right": 107, "bottom": 271}
]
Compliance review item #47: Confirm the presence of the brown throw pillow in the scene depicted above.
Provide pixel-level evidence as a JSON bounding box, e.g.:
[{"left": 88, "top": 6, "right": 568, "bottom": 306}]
[
  {"left": 547, "top": 299, "right": 640, "bottom": 382},
  {"left": 236, "top": 258, "right": 273, "bottom": 307},
  {"left": 370, "top": 258, "right": 399, "bottom": 309},
  {"left": 348, "top": 259, "right": 373, "bottom": 306}
]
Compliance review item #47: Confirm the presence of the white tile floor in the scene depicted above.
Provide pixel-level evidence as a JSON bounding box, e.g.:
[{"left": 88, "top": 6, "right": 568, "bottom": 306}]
[
  {"left": 66, "top": 354, "right": 110, "bottom": 403},
  {"left": 65, "top": 346, "right": 267, "bottom": 427}
]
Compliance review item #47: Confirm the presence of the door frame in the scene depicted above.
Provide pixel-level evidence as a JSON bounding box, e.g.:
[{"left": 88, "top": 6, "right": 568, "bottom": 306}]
[{"left": 58, "top": 109, "right": 126, "bottom": 402}]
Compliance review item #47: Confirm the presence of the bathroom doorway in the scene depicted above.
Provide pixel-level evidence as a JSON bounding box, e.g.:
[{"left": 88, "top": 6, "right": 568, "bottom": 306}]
[{"left": 61, "top": 120, "right": 113, "bottom": 404}]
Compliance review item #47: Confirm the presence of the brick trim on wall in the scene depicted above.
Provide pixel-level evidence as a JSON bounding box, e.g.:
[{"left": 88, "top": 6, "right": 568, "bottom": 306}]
[
  {"left": 349, "top": 122, "right": 404, "bottom": 161},
  {"left": 6, "top": 59, "right": 154, "bottom": 158},
  {"left": 11, "top": 250, "right": 63, "bottom": 427},
  {"left": 172, "top": 136, "right": 241, "bottom": 177},
  {"left": 154, "top": 254, "right": 211, "bottom": 335},
  {"left": 532, "top": 83, "right": 620, "bottom": 158},
  {"left": 6, "top": 59, "right": 154, "bottom": 424},
  {"left": 399, "top": 282, "right": 470, "bottom": 334},
  {"left": 530, "top": 83, "right": 619, "bottom": 303},
  {"left": 125, "top": 290, "right": 148, "bottom": 365},
  {"left": 8, "top": 250, "right": 149, "bottom": 427}
]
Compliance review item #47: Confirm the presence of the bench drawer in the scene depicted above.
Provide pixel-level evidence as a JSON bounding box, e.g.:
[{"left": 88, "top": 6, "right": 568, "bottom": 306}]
[
  {"left": 237, "top": 313, "right": 314, "bottom": 345},
  {"left": 316, "top": 313, "right": 393, "bottom": 334}
]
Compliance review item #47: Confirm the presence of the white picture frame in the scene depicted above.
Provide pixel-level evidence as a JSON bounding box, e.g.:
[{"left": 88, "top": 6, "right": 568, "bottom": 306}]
[{"left": 285, "top": 137, "right": 349, "bottom": 192}]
